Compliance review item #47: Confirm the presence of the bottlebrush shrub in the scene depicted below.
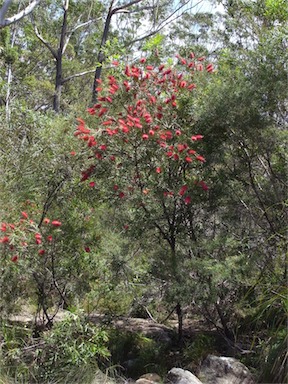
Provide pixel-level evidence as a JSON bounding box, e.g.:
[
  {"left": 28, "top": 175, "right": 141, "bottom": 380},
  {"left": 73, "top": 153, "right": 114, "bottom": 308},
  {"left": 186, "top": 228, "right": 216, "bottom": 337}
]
[
  {"left": 75, "top": 54, "right": 212, "bottom": 250},
  {"left": 0, "top": 208, "right": 67, "bottom": 316},
  {"left": 0, "top": 211, "right": 62, "bottom": 265}
]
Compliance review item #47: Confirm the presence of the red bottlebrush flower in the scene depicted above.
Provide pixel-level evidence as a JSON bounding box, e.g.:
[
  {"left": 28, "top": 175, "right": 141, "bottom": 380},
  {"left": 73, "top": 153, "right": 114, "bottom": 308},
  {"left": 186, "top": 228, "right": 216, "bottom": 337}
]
[
  {"left": 9, "top": 224, "right": 15, "bottom": 230},
  {"left": 185, "top": 156, "right": 193, "bottom": 163},
  {"left": 88, "top": 137, "right": 97, "bottom": 147},
  {"left": 199, "top": 181, "right": 209, "bottom": 191},
  {"left": 47, "top": 235, "right": 53, "bottom": 242},
  {"left": 43, "top": 218, "right": 50, "bottom": 224},
  {"left": 125, "top": 65, "right": 131, "bottom": 77},
  {"left": 21, "top": 211, "right": 28, "bottom": 219},
  {"left": 149, "top": 130, "right": 155, "bottom": 136},
  {"left": 188, "top": 83, "right": 196, "bottom": 90},
  {"left": 84, "top": 247, "right": 91, "bottom": 253},
  {"left": 146, "top": 65, "right": 154, "bottom": 70},
  {"left": 113, "top": 184, "right": 119, "bottom": 191},
  {"left": 110, "top": 155, "right": 116, "bottom": 161},
  {"left": 89, "top": 181, "right": 95, "bottom": 187},
  {"left": 196, "top": 155, "right": 206, "bottom": 162},
  {"left": 0, "top": 236, "right": 9, "bottom": 243},
  {"left": 70, "top": 151, "right": 76, "bottom": 156},
  {"left": 139, "top": 57, "right": 146, "bottom": 63},
  {"left": 121, "top": 125, "right": 130, "bottom": 133},
  {"left": 102, "top": 119, "right": 113, "bottom": 126},
  {"left": 35, "top": 233, "right": 42, "bottom": 240},
  {"left": 179, "top": 81, "right": 187, "bottom": 88},
  {"left": 158, "top": 64, "right": 165, "bottom": 71},
  {"left": 98, "top": 107, "right": 108, "bottom": 117},
  {"left": 184, "top": 196, "right": 191, "bottom": 205},
  {"left": 51, "top": 220, "right": 62, "bottom": 227},
  {"left": 156, "top": 167, "right": 162, "bottom": 174},
  {"left": 95, "top": 152, "right": 102, "bottom": 159},
  {"left": 206, "top": 63, "right": 214, "bottom": 72},
  {"left": 166, "top": 151, "right": 173, "bottom": 157},
  {"left": 163, "top": 68, "right": 172, "bottom": 75},
  {"left": 179, "top": 185, "right": 188, "bottom": 196},
  {"left": 176, "top": 130, "right": 181, "bottom": 136},
  {"left": 197, "top": 56, "right": 205, "bottom": 61},
  {"left": 1, "top": 223, "right": 7, "bottom": 232},
  {"left": 191, "top": 134, "right": 204, "bottom": 141},
  {"left": 188, "top": 149, "right": 196, "bottom": 155},
  {"left": 190, "top": 52, "right": 195, "bottom": 58},
  {"left": 177, "top": 144, "right": 186, "bottom": 152},
  {"left": 112, "top": 60, "right": 119, "bottom": 66},
  {"left": 197, "top": 64, "right": 204, "bottom": 71},
  {"left": 76, "top": 118, "right": 86, "bottom": 125},
  {"left": 119, "top": 192, "right": 125, "bottom": 199},
  {"left": 173, "top": 154, "right": 179, "bottom": 161},
  {"left": 35, "top": 238, "right": 42, "bottom": 245},
  {"left": 142, "top": 134, "right": 149, "bottom": 140},
  {"left": 87, "top": 107, "right": 96, "bottom": 115},
  {"left": 11, "top": 255, "right": 18, "bottom": 262},
  {"left": 38, "top": 249, "right": 45, "bottom": 255},
  {"left": 99, "top": 144, "right": 107, "bottom": 151}
]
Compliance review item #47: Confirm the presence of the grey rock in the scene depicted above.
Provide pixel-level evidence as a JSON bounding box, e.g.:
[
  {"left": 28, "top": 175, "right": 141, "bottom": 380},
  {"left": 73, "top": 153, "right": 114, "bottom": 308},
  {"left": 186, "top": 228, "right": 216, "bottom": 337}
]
[
  {"left": 136, "top": 373, "right": 162, "bottom": 383},
  {"left": 198, "top": 355, "right": 255, "bottom": 384},
  {"left": 166, "top": 368, "right": 204, "bottom": 384}
]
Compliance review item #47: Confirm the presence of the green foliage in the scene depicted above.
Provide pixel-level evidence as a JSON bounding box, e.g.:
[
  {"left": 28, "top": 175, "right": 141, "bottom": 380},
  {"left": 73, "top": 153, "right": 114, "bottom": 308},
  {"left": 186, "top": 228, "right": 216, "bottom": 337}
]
[
  {"left": 142, "top": 33, "right": 165, "bottom": 51},
  {"left": 36, "top": 314, "right": 109, "bottom": 381},
  {"left": 0, "top": 315, "right": 109, "bottom": 384},
  {"left": 107, "top": 330, "right": 170, "bottom": 379}
]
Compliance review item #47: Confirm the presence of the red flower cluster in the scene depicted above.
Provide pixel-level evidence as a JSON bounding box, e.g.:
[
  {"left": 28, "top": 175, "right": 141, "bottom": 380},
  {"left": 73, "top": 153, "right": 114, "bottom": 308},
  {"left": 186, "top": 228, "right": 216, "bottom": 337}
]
[
  {"left": 0, "top": 213, "right": 62, "bottom": 262},
  {"left": 74, "top": 53, "right": 211, "bottom": 207}
]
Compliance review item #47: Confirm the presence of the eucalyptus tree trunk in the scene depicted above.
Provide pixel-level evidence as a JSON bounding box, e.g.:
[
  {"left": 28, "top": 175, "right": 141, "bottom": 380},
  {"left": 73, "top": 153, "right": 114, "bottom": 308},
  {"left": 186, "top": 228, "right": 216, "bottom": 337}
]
[{"left": 53, "top": 0, "right": 69, "bottom": 113}]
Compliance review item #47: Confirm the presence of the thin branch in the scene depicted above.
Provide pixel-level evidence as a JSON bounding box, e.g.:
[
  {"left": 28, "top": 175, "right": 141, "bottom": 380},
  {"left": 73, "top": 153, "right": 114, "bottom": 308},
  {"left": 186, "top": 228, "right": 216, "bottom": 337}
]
[
  {"left": 63, "top": 18, "right": 100, "bottom": 53},
  {"left": 33, "top": 23, "right": 57, "bottom": 59},
  {"left": 62, "top": 69, "right": 95, "bottom": 84},
  {"left": 0, "top": 0, "right": 41, "bottom": 28},
  {"left": 126, "top": 0, "right": 203, "bottom": 46},
  {"left": 113, "top": 0, "right": 144, "bottom": 14}
]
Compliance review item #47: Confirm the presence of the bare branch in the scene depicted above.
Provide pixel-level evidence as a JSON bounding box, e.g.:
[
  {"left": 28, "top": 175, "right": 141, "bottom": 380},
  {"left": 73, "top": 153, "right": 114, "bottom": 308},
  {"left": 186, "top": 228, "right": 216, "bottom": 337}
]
[
  {"left": 0, "top": 0, "right": 41, "bottom": 28},
  {"left": 33, "top": 24, "right": 57, "bottom": 59},
  {"left": 113, "top": 0, "right": 144, "bottom": 14},
  {"left": 126, "top": 0, "right": 204, "bottom": 46},
  {"left": 63, "top": 18, "right": 100, "bottom": 53},
  {"left": 62, "top": 69, "right": 95, "bottom": 84}
]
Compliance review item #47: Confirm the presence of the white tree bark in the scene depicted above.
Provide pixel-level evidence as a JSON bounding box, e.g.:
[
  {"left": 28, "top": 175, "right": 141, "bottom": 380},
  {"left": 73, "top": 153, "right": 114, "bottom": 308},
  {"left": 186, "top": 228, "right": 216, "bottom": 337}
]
[{"left": 0, "top": 0, "right": 41, "bottom": 28}]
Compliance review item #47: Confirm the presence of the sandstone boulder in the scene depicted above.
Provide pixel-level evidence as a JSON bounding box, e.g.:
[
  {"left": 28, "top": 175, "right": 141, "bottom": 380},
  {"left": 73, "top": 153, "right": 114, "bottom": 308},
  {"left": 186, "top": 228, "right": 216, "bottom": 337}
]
[
  {"left": 165, "top": 368, "right": 203, "bottom": 384},
  {"left": 198, "top": 355, "right": 255, "bottom": 384}
]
